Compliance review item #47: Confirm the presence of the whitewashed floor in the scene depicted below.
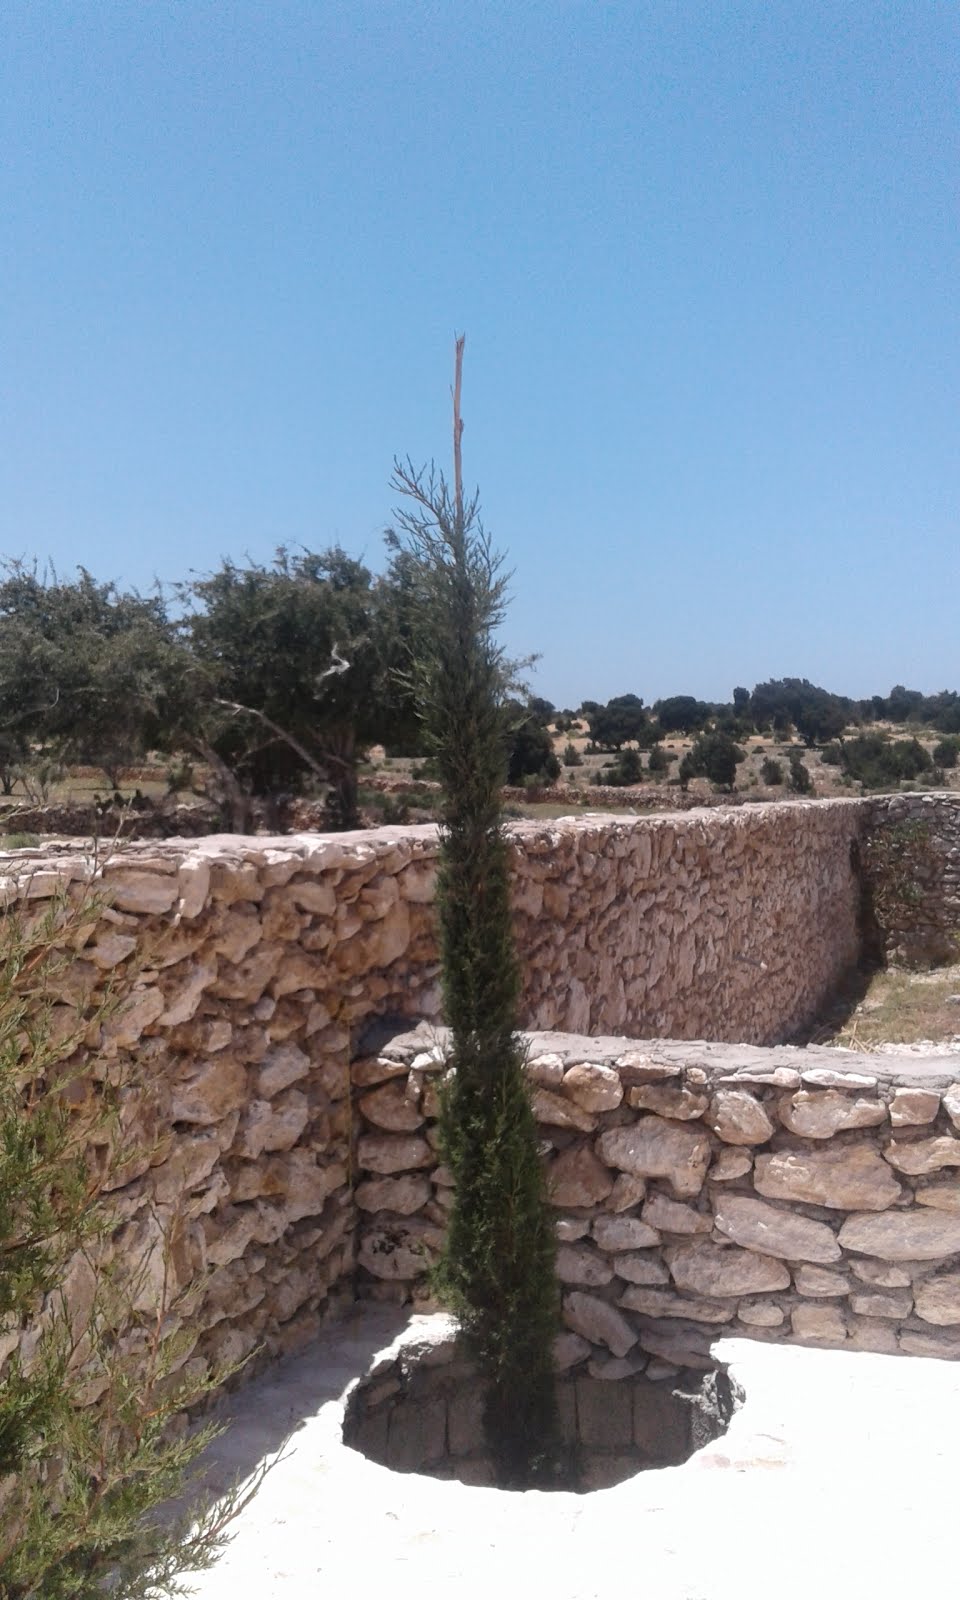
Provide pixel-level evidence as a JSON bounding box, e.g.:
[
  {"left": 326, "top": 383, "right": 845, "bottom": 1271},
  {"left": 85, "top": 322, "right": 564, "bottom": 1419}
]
[{"left": 179, "top": 1305, "right": 960, "bottom": 1600}]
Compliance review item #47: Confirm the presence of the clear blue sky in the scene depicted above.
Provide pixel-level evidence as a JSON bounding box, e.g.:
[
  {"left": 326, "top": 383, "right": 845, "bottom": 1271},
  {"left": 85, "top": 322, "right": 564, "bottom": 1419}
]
[{"left": 2, "top": 2, "right": 957, "bottom": 709}]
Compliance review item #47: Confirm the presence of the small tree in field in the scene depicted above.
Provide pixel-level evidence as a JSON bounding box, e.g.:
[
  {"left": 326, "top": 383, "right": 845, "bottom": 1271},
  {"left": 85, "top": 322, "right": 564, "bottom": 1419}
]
[{"left": 389, "top": 338, "right": 559, "bottom": 1487}]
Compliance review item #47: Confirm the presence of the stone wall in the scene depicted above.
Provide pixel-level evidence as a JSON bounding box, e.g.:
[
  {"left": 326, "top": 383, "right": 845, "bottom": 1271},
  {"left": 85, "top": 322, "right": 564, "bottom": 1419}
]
[
  {"left": 354, "top": 1027, "right": 960, "bottom": 1366},
  {"left": 866, "top": 792, "right": 960, "bottom": 966},
  {"left": 0, "top": 794, "right": 953, "bottom": 1415}
]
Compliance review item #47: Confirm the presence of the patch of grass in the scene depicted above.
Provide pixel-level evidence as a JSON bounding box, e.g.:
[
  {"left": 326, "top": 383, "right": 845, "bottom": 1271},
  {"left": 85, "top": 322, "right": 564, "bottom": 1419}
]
[
  {"left": 823, "top": 964, "right": 960, "bottom": 1048},
  {"left": 0, "top": 832, "right": 41, "bottom": 849}
]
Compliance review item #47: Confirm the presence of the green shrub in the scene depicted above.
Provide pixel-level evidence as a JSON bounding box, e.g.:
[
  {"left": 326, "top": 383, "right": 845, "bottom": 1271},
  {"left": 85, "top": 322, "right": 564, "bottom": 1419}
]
[
  {"left": 788, "top": 751, "right": 812, "bottom": 793},
  {"left": 933, "top": 737, "right": 960, "bottom": 769},
  {"left": 562, "top": 742, "right": 583, "bottom": 767},
  {"left": 760, "top": 757, "right": 784, "bottom": 785}
]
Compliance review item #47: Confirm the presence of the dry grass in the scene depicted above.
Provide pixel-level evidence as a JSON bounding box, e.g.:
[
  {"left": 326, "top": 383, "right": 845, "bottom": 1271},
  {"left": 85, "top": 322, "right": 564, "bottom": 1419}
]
[{"left": 815, "top": 964, "right": 960, "bottom": 1050}]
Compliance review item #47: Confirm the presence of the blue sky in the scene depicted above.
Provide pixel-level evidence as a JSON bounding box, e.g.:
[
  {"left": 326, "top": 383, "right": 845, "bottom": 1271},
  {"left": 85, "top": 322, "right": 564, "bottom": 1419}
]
[{"left": 2, "top": 2, "right": 957, "bottom": 708}]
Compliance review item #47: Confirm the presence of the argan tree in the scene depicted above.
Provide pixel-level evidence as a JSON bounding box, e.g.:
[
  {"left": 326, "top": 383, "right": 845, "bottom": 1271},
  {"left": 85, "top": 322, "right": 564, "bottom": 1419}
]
[{"left": 389, "top": 337, "right": 559, "bottom": 1486}]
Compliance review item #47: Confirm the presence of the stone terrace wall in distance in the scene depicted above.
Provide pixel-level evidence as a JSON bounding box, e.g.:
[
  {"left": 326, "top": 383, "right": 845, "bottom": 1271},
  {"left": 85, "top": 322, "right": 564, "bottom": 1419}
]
[
  {"left": 866, "top": 792, "right": 960, "bottom": 967},
  {"left": 354, "top": 1027, "right": 960, "bottom": 1368}
]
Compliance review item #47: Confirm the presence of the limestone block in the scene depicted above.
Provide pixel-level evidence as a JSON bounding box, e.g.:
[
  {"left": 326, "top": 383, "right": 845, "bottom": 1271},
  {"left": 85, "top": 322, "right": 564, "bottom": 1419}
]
[
  {"left": 210, "top": 908, "right": 262, "bottom": 965},
  {"left": 611, "top": 1252, "right": 670, "bottom": 1286},
  {"left": 556, "top": 1216, "right": 591, "bottom": 1242},
  {"left": 791, "top": 1303, "right": 847, "bottom": 1342},
  {"left": 916, "top": 1179, "right": 960, "bottom": 1211},
  {"left": 107, "top": 871, "right": 179, "bottom": 914},
  {"left": 615, "top": 1054, "right": 680, "bottom": 1083},
  {"left": 899, "top": 1329, "right": 960, "bottom": 1358},
  {"left": 618, "top": 1287, "right": 735, "bottom": 1324},
  {"left": 713, "top": 1194, "right": 841, "bottom": 1264},
  {"left": 607, "top": 1173, "right": 648, "bottom": 1211},
  {"left": 104, "top": 987, "right": 166, "bottom": 1049},
  {"left": 597, "top": 1118, "right": 712, "bottom": 1199},
  {"left": 355, "top": 1175, "right": 431, "bottom": 1215},
  {"left": 286, "top": 878, "right": 337, "bottom": 915},
  {"left": 547, "top": 1145, "right": 614, "bottom": 1208},
  {"left": 838, "top": 1210, "right": 960, "bottom": 1261},
  {"left": 556, "top": 1244, "right": 615, "bottom": 1287},
  {"left": 849, "top": 1258, "right": 911, "bottom": 1288},
  {"left": 351, "top": 1056, "right": 410, "bottom": 1087},
  {"left": 641, "top": 1193, "right": 712, "bottom": 1235},
  {"left": 89, "top": 931, "right": 137, "bottom": 969},
  {"left": 627, "top": 1083, "right": 709, "bottom": 1120},
  {"left": 755, "top": 1144, "right": 902, "bottom": 1211},
  {"left": 171, "top": 1055, "right": 248, "bottom": 1125},
  {"left": 356, "top": 1134, "right": 434, "bottom": 1175},
  {"left": 913, "top": 1272, "right": 960, "bottom": 1325},
  {"left": 738, "top": 1300, "right": 784, "bottom": 1327},
  {"left": 553, "top": 1332, "right": 592, "bottom": 1371},
  {"left": 889, "top": 1088, "right": 941, "bottom": 1126},
  {"left": 592, "top": 1214, "right": 660, "bottom": 1252},
  {"left": 562, "top": 1061, "right": 623, "bottom": 1112},
  {"left": 159, "top": 960, "right": 217, "bottom": 1027},
  {"left": 257, "top": 1041, "right": 310, "bottom": 1098},
  {"left": 525, "top": 1053, "right": 565, "bottom": 1088},
  {"left": 358, "top": 1080, "right": 423, "bottom": 1133},
  {"left": 150, "top": 1134, "right": 221, "bottom": 1204},
  {"left": 778, "top": 1089, "right": 886, "bottom": 1139},
  {"left": 666, "top": 1240, "right": 790, "bottom": 1297},
  {"left": 707, "top": 1090, "right": 774, "bottom": 1145},
  {"left": 883, "top": 1136, "right": 960, "bottom": 1176},
  {"left": 532, "top": 1087, "right": 597, "bottom": 1133},
  {"left": 801, "top": 1067, "right": 877, "bottom": 1091},
  {"left": 709, "top": 1148, "right": 753, "bottom": 1183},
  {"left": 236, "top": 1091, "right": 309, "bottom": 1158},
  {"left": 359, "top": 1219, "right": 443, "bottom": 1281},
  {"left": 849, "top": 1289, "right": 913, "bottom": 1319},
  {"left": 213, "top": 947, "right": 282, "bottom": 1003},
  {"left": 795, "top": 1265, "right": 851, "bottom": 1297},
  {"left": 562, "top": 1291, "right": 638, "bottom": 1358},
  {"left": 941, "top": 1084, "right": 960, "bottom": 1130}
]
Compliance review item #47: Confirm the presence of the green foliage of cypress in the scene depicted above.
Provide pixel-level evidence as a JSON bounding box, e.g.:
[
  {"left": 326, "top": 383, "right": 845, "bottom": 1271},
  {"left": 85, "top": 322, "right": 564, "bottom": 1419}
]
[{"left": 388, "top": 342, "right": 559, "bottom": 1487}]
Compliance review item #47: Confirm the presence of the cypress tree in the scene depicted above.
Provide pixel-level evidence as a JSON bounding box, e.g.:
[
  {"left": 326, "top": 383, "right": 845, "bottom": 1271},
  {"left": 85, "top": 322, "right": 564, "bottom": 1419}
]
[{"left": 389, "top": 337, "right": 560, "bottom": 1487}]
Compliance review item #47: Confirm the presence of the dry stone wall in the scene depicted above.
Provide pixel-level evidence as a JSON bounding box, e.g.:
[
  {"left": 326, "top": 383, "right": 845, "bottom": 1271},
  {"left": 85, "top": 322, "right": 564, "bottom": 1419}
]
[
  {"left": 354, "top": 1027, "right": 960, "bottom": 1367},
  {"left": 866, "top": 792, "right": 960, "bottom": 966},
  {"left": 0, "top": 793, "right": 954, "bottom": 1415}
]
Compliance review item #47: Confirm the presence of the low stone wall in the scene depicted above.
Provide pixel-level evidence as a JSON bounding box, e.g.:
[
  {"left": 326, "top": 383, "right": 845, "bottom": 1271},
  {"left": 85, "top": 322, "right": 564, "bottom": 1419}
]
[{"left": 353, "top": 1027, "right": 960, "bottom": 1367}]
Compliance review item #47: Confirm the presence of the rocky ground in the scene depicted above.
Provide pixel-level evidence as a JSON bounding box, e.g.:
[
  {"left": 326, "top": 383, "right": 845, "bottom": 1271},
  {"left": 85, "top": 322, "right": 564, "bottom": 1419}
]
[{"left": 178, "top": 1303, "right": 960, "bottom": 1600}]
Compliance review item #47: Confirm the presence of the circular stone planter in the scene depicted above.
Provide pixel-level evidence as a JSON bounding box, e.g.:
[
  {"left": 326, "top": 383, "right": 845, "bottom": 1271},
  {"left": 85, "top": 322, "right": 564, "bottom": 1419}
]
[{"left": 343, "top": 1315, "right": 742, "bottom": 1491}]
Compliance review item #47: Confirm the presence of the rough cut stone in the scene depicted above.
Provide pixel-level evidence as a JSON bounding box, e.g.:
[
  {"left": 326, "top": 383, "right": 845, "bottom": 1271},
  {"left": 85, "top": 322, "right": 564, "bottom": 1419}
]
[
  {"left": 666, "top": 1240, "right": 790, "bottom": 1297},
  {"left": 531, "top": 1087, "right": 597, "bottom": 1133},
  {"left": 883, "top": 1136, "right": 960, "bottom": 1176},
  {"left": 354, "top": 1175, "right": 431, "bottom": 1215},
  {"left": 778, "top": 1089, "right": 886, "bottom": 1139},
  {"left": 607, "top": 1172, "right": 648, "bottom": 1211},
  {"left": 738, "top": 1299, "right": 784, "bottom": 1327},
  {"left": 107, "top": 871, "right": 179, "bottom": 914},
  {"left": 358, "top": 1219, "right": 443, "bottom": 1280},
  {"left": 791, "top": 1303, "right": 847, "bottom": 1341},
  {"left": 597, "top": 1118, "right": 711, "bottom": 1199},
  {"left": 555, "top": 1216, "right": 591, "bottom": 1242},
  {"left": 592, "top": 1214, "right": 660, "bottom": 1252},
  {"left": 850, "top": 1289, "right": 913, "bottom": 1319},
  {"left": 358, "top": 1081, "right": 424, "bottom": 1133},
  {"left": 713, "top": 1194, "right": 841, "bottom": 1263},
  {"left": 707, "top": 1090, "right": 774, "bottom": 1145},
  {"left": 913, "top": 1273, "right": 960, "bottom": 1326},
  {"left": 849, "top": 1258, "right": 911, "bottom": 1288},
  {"left": 627, "top": 1084, "right": 709, "bottom": 1120},
  {"left": 641, "top": 1193, "right": 713, "bottom": 1235},
  {"left": 356, "top": 1134, "right": 434, "bottom": 1175},
  {"left": 171, "top": 1056, "right": 248, "bottom": 1125},
  {"left": 236, "top": 1091, "right": 309, "bottom": 1157},
  {"left": 257, "top": 1042, "right": 310, "bottom": 1098},
  {"left": 562, "top": 1061, "right": 624, "bottom": 1112},
  {"left": 899, "top": 1329, "right": 960, "bottom": 1358},
  {"left": 556, "top": 1244, "right": 615, "bottom": 1287},
  {"left": 562, "top": 1291, "right": 638, "bottom": 1358},
  {"left": 617, "top": 1287, "right": 735, "bottom": 1323},
  {"left": 889, "top": 1088, "right": 941, "bottom": 1126},
  {"left": 547, "top": 1145, "right": 614, "bottom": 1208},
  {"left": 941, "top": 1084, "right": 960, "bottom": 1130},
  {"left": 709, "top": 1148, "right": 753, "bottom": 1182},
  {"left": 838, "top": 1210, "right": 960, "bottom": 1261},
  {"left": 615, "top": 1054, "right": 680, "bottom": 1083},
  {"left": 794, "top": 1265, "right": 851, "bottom": 1297},
  {"left": 611, "top": 1252, "right": 670, "bottom": 1286},
  {"left": 525, "top": 1053, "right": 565, "bottom": 1088},
  {"left": 801, "top": 1068, "right": 877, "bottom": 1091},
  {"left": 916, "top": 1179, "right": 960, "bottom": 1212},
  {"left": 755, "top": 1144, "right": 902, "bottom": 1211},
  {"left": 553, "top": 1332, "right": 592, "bottom": 1371}
]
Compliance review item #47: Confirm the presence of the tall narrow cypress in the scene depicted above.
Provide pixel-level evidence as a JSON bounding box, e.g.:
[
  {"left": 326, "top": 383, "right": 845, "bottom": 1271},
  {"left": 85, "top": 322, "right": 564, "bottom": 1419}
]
[{"left": 390, "top": 337, "right": 559, "bottom": 1486}]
